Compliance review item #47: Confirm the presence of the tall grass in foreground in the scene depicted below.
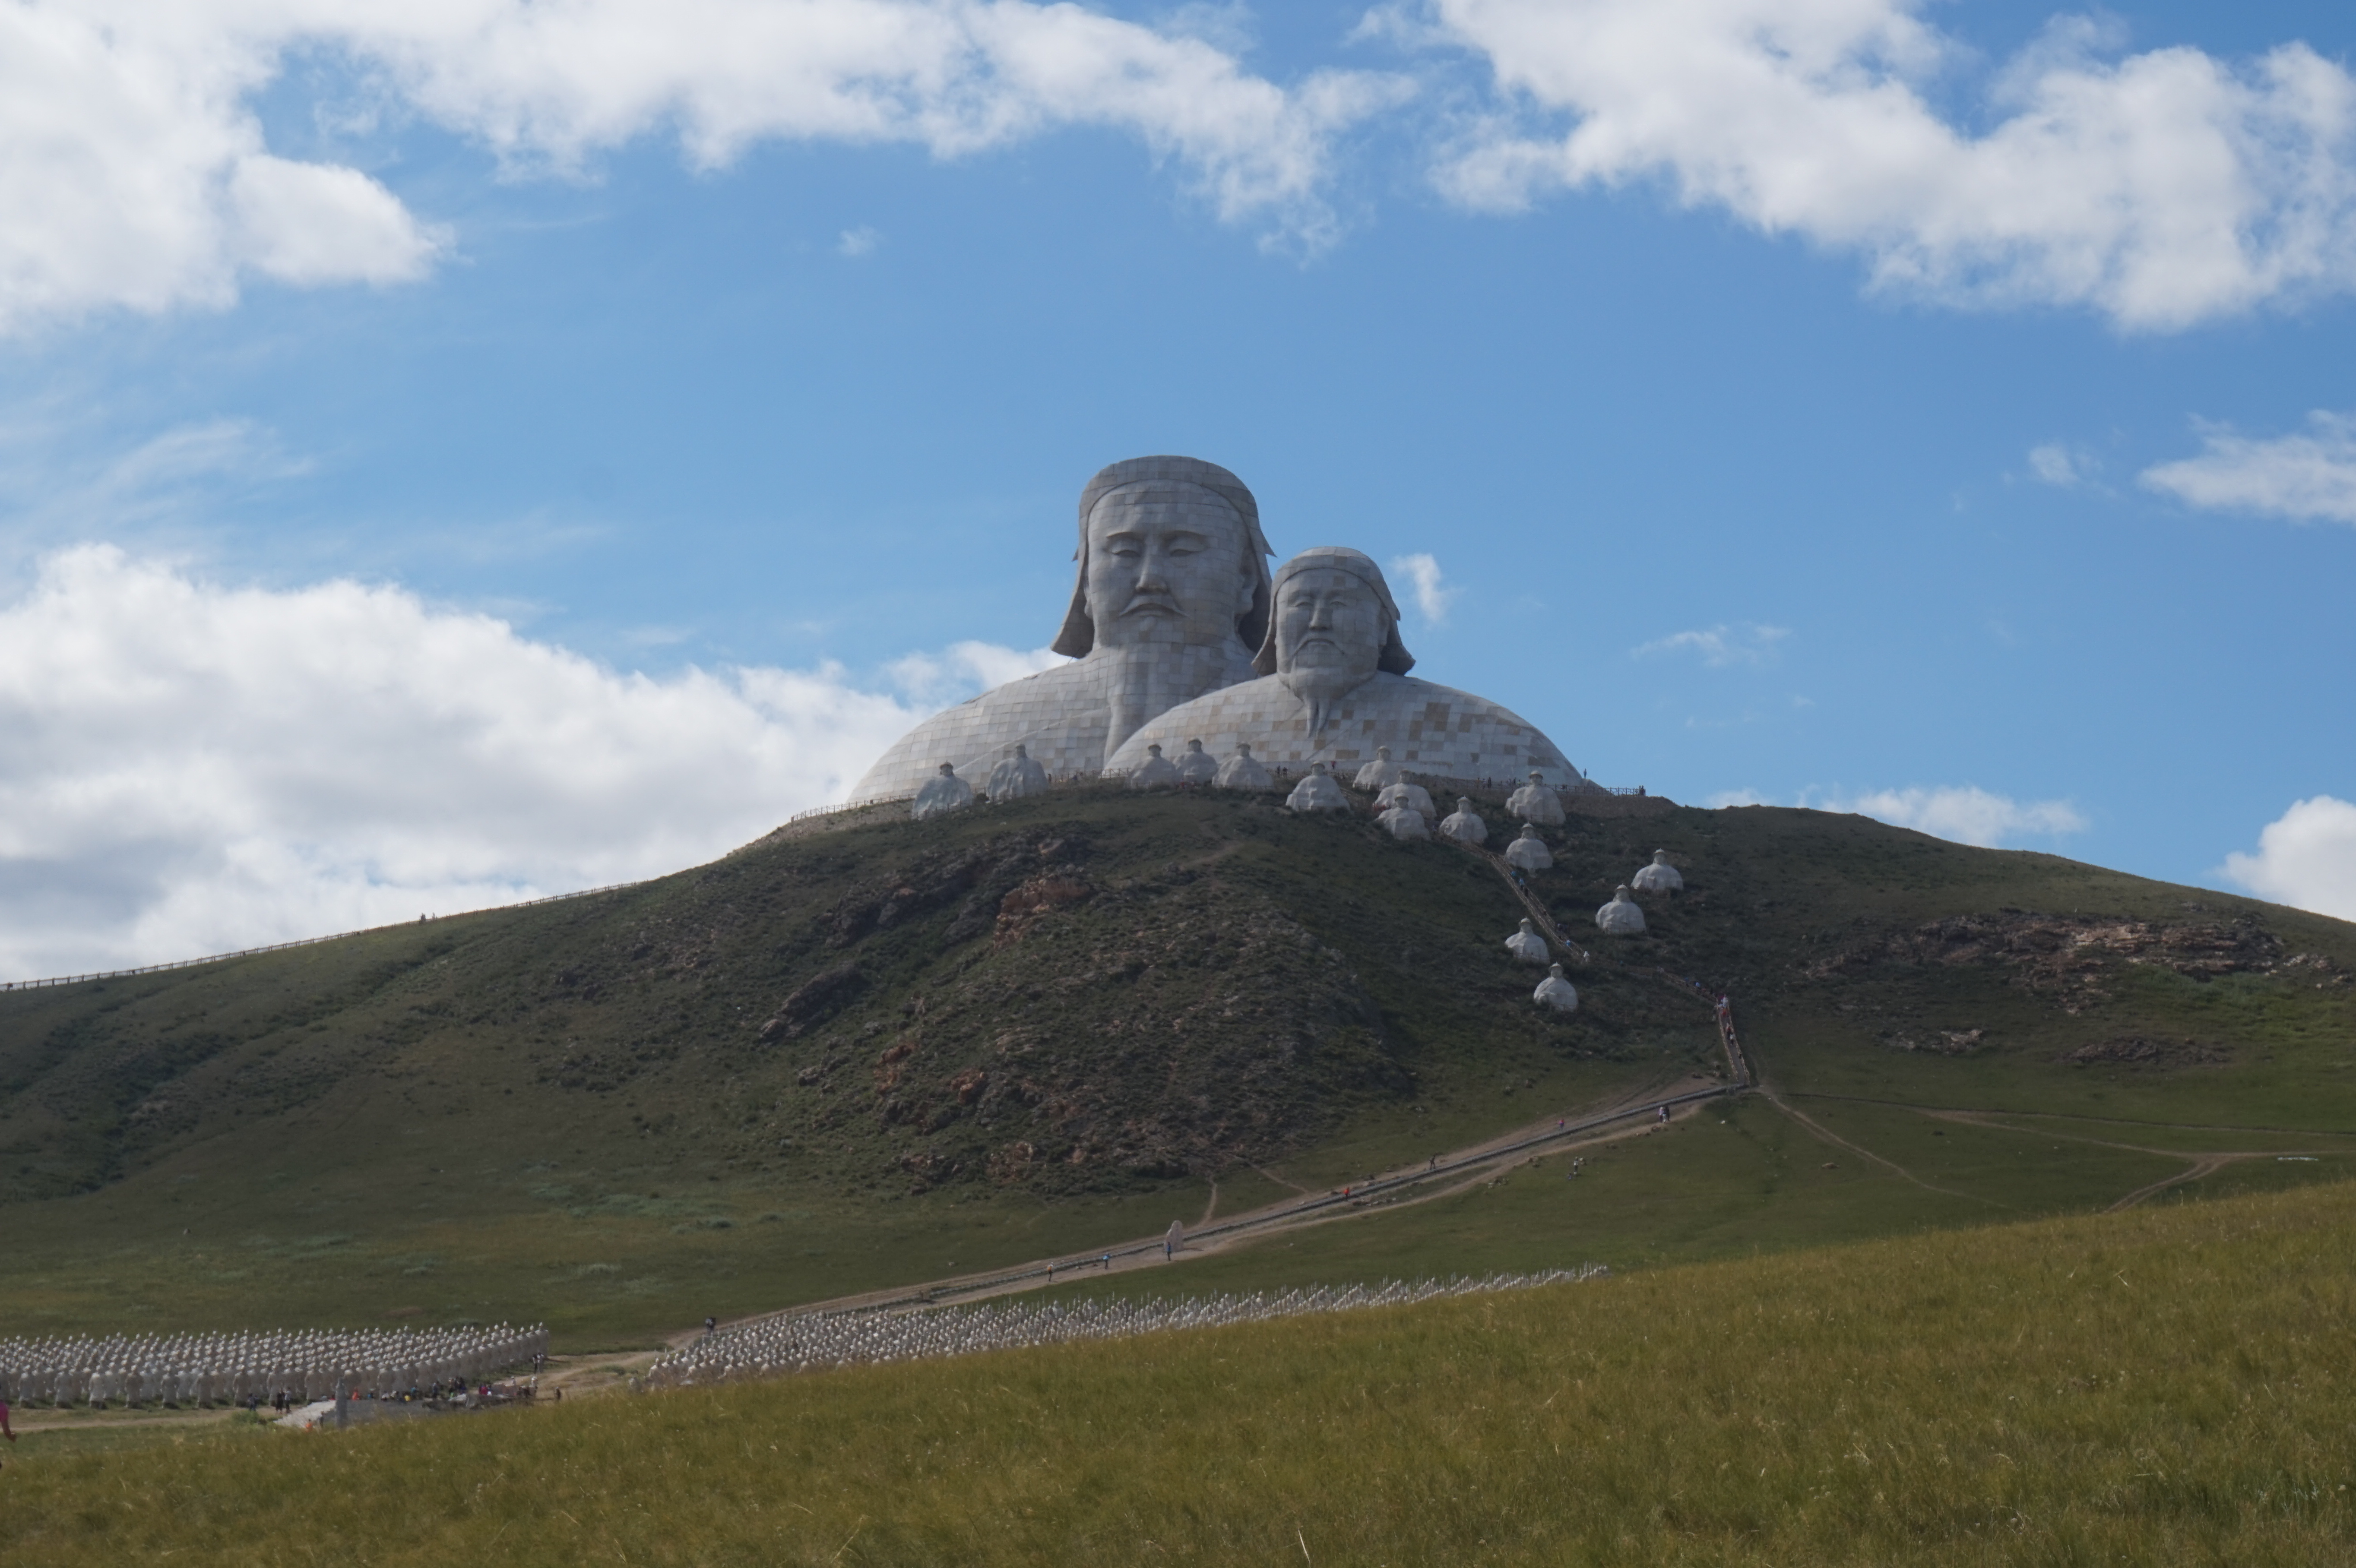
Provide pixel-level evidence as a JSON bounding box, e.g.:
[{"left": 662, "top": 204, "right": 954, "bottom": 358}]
[{"left": 7, "top": 1182, "right": 2354, "bottom": 1565}]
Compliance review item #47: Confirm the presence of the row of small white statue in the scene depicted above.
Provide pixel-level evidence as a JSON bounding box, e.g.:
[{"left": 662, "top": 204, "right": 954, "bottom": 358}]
[
  {"left": 912, "top": 746, "right": 1048, "bottom": 819},
  {"left": 1503, "top": 923, "right": 1588, "bottom": 1012},
  {"left": 1503, "top": 914, "right": 1585, "bottom": 1011},
  {"left": 910, "top": 740, "right": 1577, "bottom": 827}
]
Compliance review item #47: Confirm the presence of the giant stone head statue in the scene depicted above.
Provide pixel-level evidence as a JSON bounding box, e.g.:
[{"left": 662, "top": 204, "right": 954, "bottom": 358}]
[
  {"left": 1253, "top": 546, "right": 1415, "bottom": 741},
  {"left": 1052, "top": 456, "right": 1273, "bottom": 658},
  {"left": 1254, "top": 546, "right": 1416, "bottom": 680}
]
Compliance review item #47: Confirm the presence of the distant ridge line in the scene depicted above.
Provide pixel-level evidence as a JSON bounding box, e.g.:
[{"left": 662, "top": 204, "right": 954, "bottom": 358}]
[
  {"left": 0, "top": 879, "right": 646, "bottom": 994},
  {"left": 2, "top": 777, "right": 1659, "bottom": 993}
]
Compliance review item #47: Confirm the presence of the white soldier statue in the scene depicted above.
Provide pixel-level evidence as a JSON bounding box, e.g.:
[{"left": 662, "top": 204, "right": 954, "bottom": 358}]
[
  {"left": 1631, "top": 849, "right": 1685, "bottom": 895},
  {"left": 1594, "top": 885, "right": 1647, "bottom": 936},
  {"left": 1533, "top": 962, "right": 1579, "bottom": 1012}
]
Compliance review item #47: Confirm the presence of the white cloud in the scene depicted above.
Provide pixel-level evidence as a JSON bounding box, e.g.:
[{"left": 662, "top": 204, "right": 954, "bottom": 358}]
[
  {"left": 0, "top": 1, "right": 1406, "bottom": 332},
  {"left": 1705, "top": 783, "right": 2085, "bottom": 844},
  {"left": 2222, "top": 795, "right": 2356, "bottom": 921},
  {"left": 0, "top": 545, "right": 1040, "bottom": 979},
  {"left": 2028, "top": 442, "right": 2096, "bottom": 487},
  {"left": 1633, "top": 623, "right": 1790, "bottom": 667},
  {"left": 1427, "top": 0, "right": 2356, "bottom": 330},
  {"left": 2140, "top": 411, "right": 2356, "bottom": 524},
  {"left": 838, "top": 225, "right": 883, "bottom": 258},
  {"left": 0, "top": 3, "right": 445, "bottom": 330},
  {"left": 1820, "top": 785, "right": 2087, "bottom": 847},
  {"left": 1388, "top": 551, "right": 1459, "bottom": 624},
  {"left": 884, "top": 639, "right": 1067, "bottom": 707}
]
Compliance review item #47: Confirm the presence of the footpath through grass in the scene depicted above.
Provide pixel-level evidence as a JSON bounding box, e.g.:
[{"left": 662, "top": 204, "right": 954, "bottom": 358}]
[{"left": 6, "top": 1180, "right": 2354, "bottom": 1564}]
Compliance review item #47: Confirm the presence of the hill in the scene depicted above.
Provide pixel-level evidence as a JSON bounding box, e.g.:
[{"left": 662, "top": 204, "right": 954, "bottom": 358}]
[
  {"left": 6, "top": 1178, "right": 2353, "bottom": 1565},
  {"left": 3, "top": 783, "right": 2352, "bottom": 1341}
]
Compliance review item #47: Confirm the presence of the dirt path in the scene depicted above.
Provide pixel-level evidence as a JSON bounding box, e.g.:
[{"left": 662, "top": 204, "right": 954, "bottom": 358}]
[
  {"left": 1750, "top": 1087, "right": 1999, "bottom": 1207},
  {"left": 693, "top": 1071, "right": 1735, "bottom": 1338},
  {"left": 1771, "top": 1097, "right": 2340, "bottom": 1216}
]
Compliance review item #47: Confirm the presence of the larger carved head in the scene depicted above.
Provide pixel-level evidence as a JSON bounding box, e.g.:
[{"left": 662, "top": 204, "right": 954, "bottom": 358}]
[
  {"left": 1254, "top": 547, "right": 1416, "bottom": 680},
  {"left": 1052, "top": 456, "right": 1273, "bottom": 658}
]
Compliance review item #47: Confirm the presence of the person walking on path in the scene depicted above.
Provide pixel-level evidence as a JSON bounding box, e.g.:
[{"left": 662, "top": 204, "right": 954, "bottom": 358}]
[{"left": 1, "top": 1388, "right": 15, "bottom": 1461}]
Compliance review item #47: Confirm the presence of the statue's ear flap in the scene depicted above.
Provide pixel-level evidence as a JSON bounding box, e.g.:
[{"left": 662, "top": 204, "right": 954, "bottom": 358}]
[
  {"left": 1378, "top": 621, "right": 1415, "bottom": 677},
  {"left": 1051, "top": 546, "right": 1094, "bottom": 658},
  {"left": 1237, "top": 563, "right": 1271, "bottom": 667}
]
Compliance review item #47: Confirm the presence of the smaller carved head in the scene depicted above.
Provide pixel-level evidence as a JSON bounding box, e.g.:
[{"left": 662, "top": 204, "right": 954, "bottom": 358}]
[{"left": 1254, "top": 547, "right": 1415, "bottom": 679}]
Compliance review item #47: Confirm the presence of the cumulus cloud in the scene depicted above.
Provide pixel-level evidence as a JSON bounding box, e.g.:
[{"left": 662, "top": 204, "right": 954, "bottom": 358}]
[
  {"left": 2028, "top": 442, "right": 2096, "bottom": 487},
  {"left": 2140, "top": 411, "right": 2356, "bottom": 524},
  {"left": 2222, "top": 796, "right": 2356, "bottom": 921},
  {"left": 1704, "top": 783, "right": 2084, "bottom": 844},
  {"left": 1633, "top": 623, "right": 1790, "bottom": 667},
  {"left": 1819, "top": 786, "right": 2087, "bottom": 847},
  {"left": 0, "top": 545, "right": 1032, "bottom": 980},
  {"left": 885, "top": 639, "right": 1067, "bottom": 706},
  {"left": 0, "top": 3, "right": 445, "bottom": 330},
  {"left": 1388, "top": 552, "right": 1459, "bottom": 624},
  {"left": 0, "top": 1, "right": 1408, "bottom": 332},
  {"left": 837, "top": 226, "right": 883, "bottom": 259},
  {"left": 1426, "top": 0, "right": 2356, "bottom": 330}
]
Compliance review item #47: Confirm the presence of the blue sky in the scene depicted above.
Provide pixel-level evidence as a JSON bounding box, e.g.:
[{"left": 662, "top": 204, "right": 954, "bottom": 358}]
[{"left": 1, "top": 0, "right": 2352, "bottom": 975}]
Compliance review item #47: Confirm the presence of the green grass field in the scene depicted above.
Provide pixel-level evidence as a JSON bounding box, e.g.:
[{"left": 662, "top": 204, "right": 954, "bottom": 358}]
[{"left": 6, "top": 1178, "right": 2353, "bottom": 1565}]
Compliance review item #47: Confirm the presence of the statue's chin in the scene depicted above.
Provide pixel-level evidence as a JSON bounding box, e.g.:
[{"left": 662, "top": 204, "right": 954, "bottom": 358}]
[{"left": 1281, "top": 667, "right": 1375, "bottom": 743}]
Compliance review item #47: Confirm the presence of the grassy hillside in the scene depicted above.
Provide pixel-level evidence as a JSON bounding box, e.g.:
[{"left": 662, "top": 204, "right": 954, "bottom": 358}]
[
  {"left": 6, "top": 1179, "right": 2353, "bottom": 1565},
  {"left": 3, "top": 784, "right": 2351, "bottom": 1342}
]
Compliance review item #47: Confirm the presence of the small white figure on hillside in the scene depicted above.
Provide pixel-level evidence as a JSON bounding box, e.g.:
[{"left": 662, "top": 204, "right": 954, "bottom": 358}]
[
  {"left": 1533, "top": 962, "right": 1579, "bottom": 1012},
  {"left": 1216, "top": 741, "right": 1273, "bottom": 790},
  {"left": 1377, "top": 777, "right": 1435, "bottom": 819},
  {"left": 987, "top": 743, "right": 1049, "bottom": 802},
  {"left": 1508, "top": 770, "right": 1565, "bottom": 827},
  {"left": 1504, "top": 822, "right": 1553, "bottom": 873},
  {"left": 1631, "top": 849, "right": 1684, "bottom": 895},
  {"left": 1128, "top": 743, "right": 1181, "bottom": 790},
  {"left": 1505, "top": 918, "right": 1548, "bottom": 964},
  {"left": 1438, "top": 797, "right": 1487, "bottom": 847},
  {"left": 1352, "top": 746, "right": 1402, "bottom": 793},
  {"left": 1286, "top": 761, "right": 1350, "bottom": 813},
  {"left": 1175, "top": 738, "right": 1218, "bottom": 785},
  {"left": 1594, "top": 885, "right": 1647, "bottom": 935},
  {"left": 1378, "top": 803, "right": 1428, "bottom": 840},
  {"left": 912, "top": 762, "right": 974, "bottom": 820}
]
